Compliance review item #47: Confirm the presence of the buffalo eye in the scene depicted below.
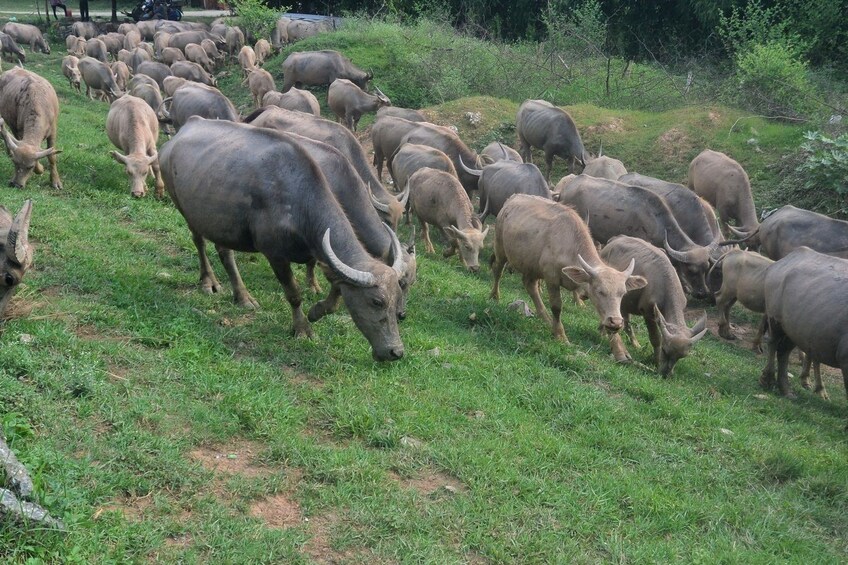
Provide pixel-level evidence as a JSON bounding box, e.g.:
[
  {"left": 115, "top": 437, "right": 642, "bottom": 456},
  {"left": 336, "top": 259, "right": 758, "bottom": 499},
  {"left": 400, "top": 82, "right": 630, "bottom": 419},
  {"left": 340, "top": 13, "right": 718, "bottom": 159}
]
[
  {"left": 4, "top": 273, "right": 14, "bottom": 287},
  {"left": 372, "top": 298, "right": 385, "bottom": 308}
]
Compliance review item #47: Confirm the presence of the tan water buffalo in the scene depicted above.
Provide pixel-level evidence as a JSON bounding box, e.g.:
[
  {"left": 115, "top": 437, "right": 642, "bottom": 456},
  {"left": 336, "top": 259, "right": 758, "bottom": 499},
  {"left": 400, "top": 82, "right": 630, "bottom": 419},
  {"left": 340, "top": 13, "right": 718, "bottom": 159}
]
[
  {"left": 262, "top": 88, "right": 321, "bottom": 116},
  {"left": 247, "top": 68, "right": 275, "bottom": 108},
  {"left": 688, "top": 149, "right": 758, "bottom": 237},
  {"left": 328, "top": 79, "right": 390, "bottom": 132},
  {"left": 516, "top": 99, "right": 588, "bottom": 181},
  {"left": 281, "top": 49, "right": 371, "bottom": 92},
  {"left": 2, "top": 22, "right": 49, "bottom": 53},
  {"left": 408, "top": 168, "right": 488, "bottom": 272},
  {"left": 0, "top": 68, "right": 62, "bottom": 189},
  {"left": 459, "top": 158, "right": 551, "bottom": 221},
  {"left": 583, "top": 155, "right": 627, "bottom": 180},
  {"left": 480, "top": 141, "right": 522, "bottom": 164},
  {"left": 0, "top": 200, "right": 34, "bottom": 321},
  {"left": 711, "top": 249, "right": 772, "bottom": 350},
  {"left": 601, "top": 236, "right": 707, "bottom": 374},
  {"left": 62, "top": 55, "right": 82, "bottom": 92},
  {"left": 106, "top": 96, "right": 164, "bottom": 198},
  {"left": 491, "top": 194, "right": 647, "bottom": 343}
]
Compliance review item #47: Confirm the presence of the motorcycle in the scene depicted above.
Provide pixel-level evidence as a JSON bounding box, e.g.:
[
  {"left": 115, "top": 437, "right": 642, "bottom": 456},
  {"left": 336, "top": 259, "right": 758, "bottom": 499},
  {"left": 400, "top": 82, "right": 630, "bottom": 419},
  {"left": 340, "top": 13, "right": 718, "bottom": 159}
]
[{"left": 124, "top": 0, "right": 183, "bottom": 21}]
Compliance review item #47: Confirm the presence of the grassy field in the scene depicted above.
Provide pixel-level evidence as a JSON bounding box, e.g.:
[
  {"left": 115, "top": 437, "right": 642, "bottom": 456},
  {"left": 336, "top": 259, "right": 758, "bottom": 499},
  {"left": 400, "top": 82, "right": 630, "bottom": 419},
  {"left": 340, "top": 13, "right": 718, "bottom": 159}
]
[{"left": 0, "top": 21, "right": 847, "bottom": 565}]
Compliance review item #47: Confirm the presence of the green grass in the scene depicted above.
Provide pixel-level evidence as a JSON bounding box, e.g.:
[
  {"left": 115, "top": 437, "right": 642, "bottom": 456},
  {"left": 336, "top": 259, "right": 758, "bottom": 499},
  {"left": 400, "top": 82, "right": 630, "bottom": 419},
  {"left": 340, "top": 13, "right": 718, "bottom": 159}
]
[{"left": 0, "top": 29, "right": 846, "bottom": 565}]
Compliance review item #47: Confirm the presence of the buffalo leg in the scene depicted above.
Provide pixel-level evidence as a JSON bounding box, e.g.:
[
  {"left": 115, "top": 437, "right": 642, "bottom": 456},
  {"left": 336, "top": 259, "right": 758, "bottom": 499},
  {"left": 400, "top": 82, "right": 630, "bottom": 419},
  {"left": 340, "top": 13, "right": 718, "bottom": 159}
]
[
  {"left": 191, "top": 231, "right": 222, "bottom": 294},
  {"left": 775, "top": 344, "right": 796, "bottom": 399},
  {"left": 645, "top": 314, "right": 662, "bottom": 367},
  {"left": 420, "top": 221, "right": 435, "bottom": 254},
  {"left": 546, "top": 281, "right": 568, "bottom": 342},
  {"left": 304, "top": 259, "right": 322, "bottom": 293},
  {"left": 752, "top": 315, "right": 767, "bottom": 353},
  {"left": 441, "top": 230, "right": 457, "bottom": 258},
  {"left": 799, "top": 356, "right": 829, "bottom": 400},
  {"left": 715, "top": 292, "right": 737, "bottom": 340},
  {"left": 267, "top": 258, "right": 313, "bottom": 338},
  {"left": 609, "top": 333, "right": 631, "bottom": 363},
  {"left": 517, "top": 136, "right": 531, "bottom": 164},
  {"left": 543, "top": 150, "right": 554, "bottom": 182},
  {"left": 47, "top": 131, "right": 61, "bottom": 189},
  {"left": 215, "top": 245, "right": 259, "bottom": 309},
  {"left": 150, "top": 154, "right": 164, "bottom": 199},
  {"left": 765, "top": 321, "right": 796, "bottom": 398},
  {"left": 308, "top": 280, "right": 343, "bottom": 322},
  {"left": 524, "top": 275, "right": 551, "bottom": 325},
  {"left": 490, "top": 253, "right": 506, "bottom": 301},
  {"left": 624, "top": 315, "right": 641, "bottom": 349}
]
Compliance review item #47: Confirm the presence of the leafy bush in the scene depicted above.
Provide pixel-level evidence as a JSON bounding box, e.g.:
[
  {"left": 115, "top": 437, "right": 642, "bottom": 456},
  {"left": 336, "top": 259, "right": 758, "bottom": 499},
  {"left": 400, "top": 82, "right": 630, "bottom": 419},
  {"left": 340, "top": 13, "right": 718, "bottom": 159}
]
[
  {"left": 733, "top": 40, "right": 813, "bottom": 118},
  {"left": 798, "top": 131, "right": 848, "bottom": 199},
  {"left": 543, "top": 0, "right": 607, "bottom": 60},
  {"left": 717, "top": 0, "right": 803, "bottom": 59},
  {"left": 229, "top": 0, "right": 283, "bottom": 41}
]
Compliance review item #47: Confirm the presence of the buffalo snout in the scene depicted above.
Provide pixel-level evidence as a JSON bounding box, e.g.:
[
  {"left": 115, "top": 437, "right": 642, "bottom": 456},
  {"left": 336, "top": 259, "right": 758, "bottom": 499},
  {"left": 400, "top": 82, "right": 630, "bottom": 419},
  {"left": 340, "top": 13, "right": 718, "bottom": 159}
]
[
  {"left": 374, "top": 346, "right": 404, "bottom": 362},
  {"left": 468, "top": 265, "right": 480, "bottom": 274},
  {"left": 604, "top": 316, "right": 624, "bottom": 332},
  {"left": 9, "top": 179, "right": 23, "bottom": 188}
]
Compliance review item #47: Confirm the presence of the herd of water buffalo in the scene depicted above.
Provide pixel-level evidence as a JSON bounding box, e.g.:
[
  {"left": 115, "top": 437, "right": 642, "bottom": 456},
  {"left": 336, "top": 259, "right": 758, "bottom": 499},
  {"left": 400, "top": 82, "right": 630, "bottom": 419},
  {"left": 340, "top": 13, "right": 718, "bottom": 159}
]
[{"left": 0, "top": 16, "right": 846, "bottom": 422}]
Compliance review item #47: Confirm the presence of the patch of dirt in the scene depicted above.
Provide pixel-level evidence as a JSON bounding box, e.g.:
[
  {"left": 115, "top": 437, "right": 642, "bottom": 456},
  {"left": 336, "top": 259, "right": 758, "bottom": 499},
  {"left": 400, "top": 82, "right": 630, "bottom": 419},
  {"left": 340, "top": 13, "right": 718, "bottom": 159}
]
[
  {"left": 164, "top": 533, "right": 193, "bottom": 548},
  {"left": 586, "top": 117, "right": 625, "bottom": 135},
  {"left": 1, "top": 296, "right": 41, "bottom": 321},
  {"left": 656, "top": 127, "right": 694, "bottom": 160},
  {"left": 708, "top": 111, "right": 721, "bottom": 122},
  {"left": 389, "top": 468, "right": 468, "bottom": 496},
  {"left": 105, "top": 363, "right": 129, "bottom": 382},
  {"left": 189, "top": 440, "right": 271, "bottom": 479},
  {"left": 249, "top": 492, "right": 303, "bottom": 529},
  {"left": 93, "top": 494, "right": 153, "bottom": 522}
]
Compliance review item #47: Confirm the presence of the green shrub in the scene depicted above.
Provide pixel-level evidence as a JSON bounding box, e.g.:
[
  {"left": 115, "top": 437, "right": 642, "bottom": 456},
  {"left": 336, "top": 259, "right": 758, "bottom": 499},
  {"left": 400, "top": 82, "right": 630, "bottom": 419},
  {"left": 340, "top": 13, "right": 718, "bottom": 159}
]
[
  {"left": 798, "top": 130, "right": 848, "bottom": 199},
  {"left": 734, "top": 40, "right": 813, "bottom": 118},
  {"left": 229, "top": 0, "right": 283, "bottom": 41}
]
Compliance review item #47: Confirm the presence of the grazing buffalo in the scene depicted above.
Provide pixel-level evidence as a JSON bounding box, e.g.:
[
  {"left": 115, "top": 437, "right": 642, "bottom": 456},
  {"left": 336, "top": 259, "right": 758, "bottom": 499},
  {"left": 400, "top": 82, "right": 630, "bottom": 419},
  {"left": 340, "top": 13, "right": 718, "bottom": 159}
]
[
  {"left": 688, "top": 149, "right": 758, "bottom": 236},
  {"left": 254, "top": 39, "right": 271, "bottom": 65},
  {"left": 556, "top": 175, "right": 715, "bottom": 299},
  {"left": 0, "top": 200, "right": 34, "bottom": 321},
  {"left": 62, "top": 56, "right": 82, "bottom": 92},
  {"left": 583, "top": 155, "right": 627, "bottom": 180},
  {"left": 238, "top": 45, "right": 256, "bottom": 77},
  {"left": 78, "top": 57, "right": 122, "bottom": 102},
  {"left": 84, "top": 37, "right": 108, "bottom": 62},
  {"left": 760, "top": 247, "right": 848, "bottom": 404},
  {"left": 170, "top": 60, "right": 216, "bottom": 86},
  {"left": 408, "top": 168, "right": 488, "bottom": 272},
  {"left": 2, "top": 22, "right": 49, "bottom": 54},
  {"left": 492, "top": 194, "right": 647, "bottom": 343},
  {"left": 281, "top": 50, "right": 371, "bottom": 92},
  {"left": 106, "top": 96, "right": 164, "bottom": 198},
  {"left": 225, "top": 26, "right": 245, "bottom": 57},
  {"left": 262, "top": 88, "right": 321, "bottom": 116},
  {"left": 398, "top": 122, "right": 484, "bottom": 196},
  {"left": 0, "top": 68, "right": 62, "bottom": 189},
  {"left": 111, "top": 61, "right": 130, "bottom": 92},
  {"left": 247, "top": 68, "right": 275, "bottom": 108},
  {"left": 711, "top": 249, "right": 772, "bottom": 351},
  {"left": 459, "top": 158, "right": 550, "bottom": 221},
  {"left": 161, "top": 83, "right": 239, "bottom": 130},
  {"left": 0, "top": 32, "right": 26, "bottom": 64},
  {"left": 516, "top": 99, "right": 588, "bottom": 180},
  {"left": 723, "top": 205, "right": 848, "bottom": 260},
  {"left": 159, "top": 117, "right": 406, "bottom": 361},
  {"left": 185, "top": 43, "right": 215, "bottom": 73},
  {"left": 244, "top": 106, "right": 407, "bottom": 229},
  {"left": 136, "top": 61, "right": 171, "bottom": 89},
  {"left": 601, "top": 236, "right": 707, "bottom": 374},
  {"left": 619, "top": 172, "right": 723, "bottom": 259},
  {"left": 160, "top": 46, "right": 185, "bottom": 65},
  {"left": 328, "top": 79, "right": 390, "bottom": 131}
]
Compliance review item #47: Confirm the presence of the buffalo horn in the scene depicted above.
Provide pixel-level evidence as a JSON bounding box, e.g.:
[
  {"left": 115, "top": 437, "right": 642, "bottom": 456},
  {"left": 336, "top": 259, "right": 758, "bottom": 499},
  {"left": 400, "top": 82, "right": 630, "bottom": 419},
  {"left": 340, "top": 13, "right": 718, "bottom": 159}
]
[
  {"left": 497, "top": 142, "right": 508, "bottom": 160},
  {"left": 369, "top": 189, "right": 391, "bottom": 213},
  {"left": 396, "top": 183, "right": 410, "bottom": 207},
  {"left": 727, "top": 224, "right": 752, "bottom": 239},
  {"left": 477, "top": 198, "right": 489, "bottom": 220},
  {"left": 689, "top": 313, "right": 708, "bottom": 340},
  {"left": 654, "top": 305, "right": 673, "bottom": 343},
  {"left": 34, "top": 147, "right": 61, "bottom": 159},
  {"left": 321, "top": 229, "right": 376, "bottom": 288},
  {"left": 0, "top": 119, "right": 19, "bottom": 152},
  {"left": 6, "top": 199, "right": 33, "bottom": 266},
  {"left": 577, "top": 254, "right": 599, "bottom": 277},
  {"left": 458, "top": 154, "right": 482, "bottom": 177},
  {"left": 384, "top": 222, "right": 406, "bottom": 276},
  {"left": 663, "top": 232, "right": 695, "bottom": 264}
]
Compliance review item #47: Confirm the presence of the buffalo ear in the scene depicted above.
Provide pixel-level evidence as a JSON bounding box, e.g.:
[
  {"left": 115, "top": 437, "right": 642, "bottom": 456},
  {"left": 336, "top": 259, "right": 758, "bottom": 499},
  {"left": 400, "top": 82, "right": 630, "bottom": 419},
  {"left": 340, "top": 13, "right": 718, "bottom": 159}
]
[
  {"left": 626, "top": 275, "right": 648, "bottom": 291},
  {"left": 562, "top": 266, "right": 590, "bottom": 285}
]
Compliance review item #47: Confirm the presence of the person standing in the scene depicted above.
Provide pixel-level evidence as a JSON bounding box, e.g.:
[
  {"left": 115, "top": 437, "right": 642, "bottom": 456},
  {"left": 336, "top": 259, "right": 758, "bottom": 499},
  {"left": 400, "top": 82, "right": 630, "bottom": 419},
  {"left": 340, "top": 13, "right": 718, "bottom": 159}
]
[
  {"left": 50, "top": 0, "right": 68, "bottom": 19},
  {"left": 79, "top": 0, "right": 89, "bottom": 21}
]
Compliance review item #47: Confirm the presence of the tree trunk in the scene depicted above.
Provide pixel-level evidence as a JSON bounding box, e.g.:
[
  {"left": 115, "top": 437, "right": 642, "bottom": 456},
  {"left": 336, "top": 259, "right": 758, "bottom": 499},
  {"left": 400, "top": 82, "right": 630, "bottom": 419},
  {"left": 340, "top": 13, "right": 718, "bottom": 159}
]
[{"left": 111, "top": 0, "right": 118, "bottom": 22}]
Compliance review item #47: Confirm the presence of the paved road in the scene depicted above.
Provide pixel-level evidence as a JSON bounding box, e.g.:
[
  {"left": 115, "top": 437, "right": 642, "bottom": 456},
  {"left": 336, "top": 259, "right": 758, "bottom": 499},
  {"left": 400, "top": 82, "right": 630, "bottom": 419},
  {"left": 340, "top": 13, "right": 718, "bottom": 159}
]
[{"left": 0, "top": 8, "right": 340, "bottom": 23}]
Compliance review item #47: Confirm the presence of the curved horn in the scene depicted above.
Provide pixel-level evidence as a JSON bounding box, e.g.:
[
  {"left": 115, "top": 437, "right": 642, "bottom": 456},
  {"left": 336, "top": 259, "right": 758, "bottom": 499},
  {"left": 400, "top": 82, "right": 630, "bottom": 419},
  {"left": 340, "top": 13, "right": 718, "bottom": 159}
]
[
  {"left": 34, "top": 147, "right": 61, "bottom": 159},
  {"left": 158, "top": 97, "right": 173, "bottom": 121},
  {"left": 577, "top": 253, "right": 599, "bottom": 277},
  {"left": 321, "top": 229, "right": 376, "bottom": 288},
  {"left": 146, "top": 152, "right": 159, "bottom": 166},
  {"left": 7, "top": 199, "right": 33, "bottom": 266},
  {"left": 384, "top": 222, "right": 406, "bottom": 276},
  {"left": 727, "top": 224, "right": 751, "bottom": 239},
  {"left": 458, "top": 154, "right": 482, "bottom": 177},
  {"left": 110, "top": 150, "right": 129, "bottom": 165},
  {"left": 654, "top": 305, "right": 673, "bottom": 343},
  {"left": 690, "top": 313, "right": 708, "bottom": 339},
  {"left": 497, "top": 141, "right": 508, "bottom": 160},
  {"left": 598, "top": 142, "right": 603, "bottom": 158},
  {"left": 396, "top": 182, "right": 410, "bottom": 208},
  {"left": 369, "top": 189, "right": 390, "bottom": 213},
  {"left": 664, "top": 231, "right": 695, "bottom": 264},
  {"left": 0, "top": 120, "right": 19, "bottom": 152},
  {"left": 478, "top": 198, "right": 489, "bottom": 219}
]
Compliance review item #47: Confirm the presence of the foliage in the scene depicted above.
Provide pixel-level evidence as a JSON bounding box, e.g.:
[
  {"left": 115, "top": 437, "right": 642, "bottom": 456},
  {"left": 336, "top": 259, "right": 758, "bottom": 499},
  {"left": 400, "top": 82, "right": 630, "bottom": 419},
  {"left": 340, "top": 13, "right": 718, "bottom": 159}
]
[
  {"left": 733, "top": 40, "right": 813, "bottom": 118},
  {"left": 796, "top": 131, "right": 848, "bottom": 206},
  {"left": 543, "top": 0, "right": 607, "bottom": 59},
  {"left": 716, "top": 0, "right": 804, "bottom": 58},
  {"left": 229, "top": 0, "right": 283, "bottom": 41}
]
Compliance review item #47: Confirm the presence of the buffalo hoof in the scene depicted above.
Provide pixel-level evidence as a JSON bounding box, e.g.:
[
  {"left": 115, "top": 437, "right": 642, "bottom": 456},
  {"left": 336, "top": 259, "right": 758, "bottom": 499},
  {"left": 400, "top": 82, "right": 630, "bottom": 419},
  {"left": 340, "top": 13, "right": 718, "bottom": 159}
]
[
  {"left": 818, "top": 389, "right": 830, "bottom": 401},
  {"left": 52, "top": 180, "right": 63, "bottom": 190},
  {"left": 782, "top": 389, "right": 798, "bottom": 400},
  {"left": 235, "top": 295, "right": 259, "bottom": 309},
  {"left": 132, "top": 190, "right": 145, "bottom": 198},
  {"left": 201, "top": 279, "right": 222, "bottom": 294},
  {"left": 292, "top": 323, "right": 314, "bottom": 339},
  {"left": 759, "top": 372, "right": 775, "bottom": 390}
]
